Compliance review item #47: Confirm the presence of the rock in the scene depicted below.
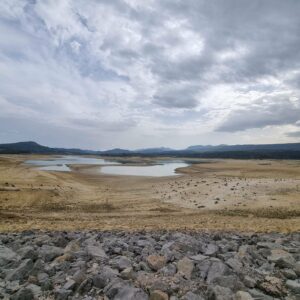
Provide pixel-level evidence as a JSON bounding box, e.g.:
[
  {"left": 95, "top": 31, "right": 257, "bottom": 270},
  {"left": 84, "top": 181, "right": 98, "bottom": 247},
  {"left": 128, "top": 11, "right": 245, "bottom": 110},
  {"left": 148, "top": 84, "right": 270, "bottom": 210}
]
[
  {"left": 111, "top": 256, "right": 132, "bottom": 271},
  {"left": 86, "top": 244, "right": 108, "bottom": 260},
  {"left": 147, "top": 255, "right": 167, "bottom": 271},
  {"left": 40, "top": 245, "right": 64, "bottom": 262},
  {"left": 150, "top": 289, "right": 169, "bottom": 300},
  {"left": 235, "top": 291, "right": 253, "bottom": 300},
  {"left": 182, "top": 291, "right": 204, "bottom": 300},
  {"left": 294, "top": 261, "right": 300, "bottom": 276},
  {"left": 212, "top": 275, "right": 244, "bottom": 291},
  {"left": 207, "top": 285, "right": 233, "bottom": 300},
  {"left": 282, "top": 269, "right": 297, "bottom": 279},
  {"left": 189, "top": 254, "right": 208, "bottom": 262},
  {"left": 120, "top": 267, "right": 135, "bottom": 280},
  {"left": 77, "top": 278, "right": 93, "bottom": 294},
  {"left": 205, "top": 244, "right": 219, "bottom": 256},
  {"left": 206, "top": 260, "right": 228, "bottom": 283},
  {"left": 0, "top": 245, "right": 19, "bottom": 266},
  {"left": 92, "top": 266, "right": 118, "bottom": 289},
  {"left": 54, "top": 288, "right": 72, "bottom": 300},
  {"left": 243, "top": 276, "right": 256, "bottom": 288},
  {"left": 10, "top": 287, "right": 34, "bottom": 300},
  {"left": 17, "top": 246, "right": 38, "bottom": 261},
  {"left": 226, "top": 258, "right": 243, "bottom": 273},
  {"left": 177, "top": 257, "right": 194, "bottom": 279},
  {"left": 286, "top": 280, "right": 300, "bottom": 294},
  {"left": 72, "top": 269, "right": 86, "bottom": 285},
  {"left": 6, "top": 259, "right": 34, "bottom": 281},
  {"left": 114, "top": 285, "right": 149, "bottom": 300},
  {"left": 267, "top": 249, "right": 295, "bottom": 268},
  {"left": 63, "top": 279, "right": 76, "bottom": 290},
  {"left": 25, "top": 284, "right": 42, "bottom": 298},
  {"left": 248, "top": 289, "right": 273, "bottom": 300},
  {"left": 104, "top": 279, "right": 148, "bottom": 300},
  {"left": 64, "top": 239, "right": 81, "bottom": 253},
  {"left": 259, "top": 276, "right": 286, "bottom": 297},
  {"left": 160, "top": 263, "right": 177, "bottom": 276}
]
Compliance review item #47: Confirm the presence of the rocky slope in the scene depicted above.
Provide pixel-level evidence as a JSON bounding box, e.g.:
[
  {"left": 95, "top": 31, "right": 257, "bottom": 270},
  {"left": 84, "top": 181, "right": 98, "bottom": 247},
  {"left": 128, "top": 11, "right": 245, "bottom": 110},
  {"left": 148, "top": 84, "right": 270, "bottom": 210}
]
[{"left": 0, "top": 231, "right": 299, "bottom": 299}]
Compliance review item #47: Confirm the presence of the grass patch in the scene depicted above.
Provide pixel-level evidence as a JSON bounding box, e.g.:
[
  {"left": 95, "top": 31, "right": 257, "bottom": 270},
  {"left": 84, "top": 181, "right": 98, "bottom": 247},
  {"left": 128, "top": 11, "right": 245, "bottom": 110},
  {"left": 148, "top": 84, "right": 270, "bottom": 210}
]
[{"left": 216, "top": 208, "right": 300, "bottom": 219}]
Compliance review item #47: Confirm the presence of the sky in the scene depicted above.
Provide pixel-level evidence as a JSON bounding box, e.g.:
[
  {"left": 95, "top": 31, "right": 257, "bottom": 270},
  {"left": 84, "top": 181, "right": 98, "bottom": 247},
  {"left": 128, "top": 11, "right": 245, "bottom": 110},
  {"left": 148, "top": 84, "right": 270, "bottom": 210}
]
[{"left": 0, "top": 0, "right": 300, "bottom": 150}]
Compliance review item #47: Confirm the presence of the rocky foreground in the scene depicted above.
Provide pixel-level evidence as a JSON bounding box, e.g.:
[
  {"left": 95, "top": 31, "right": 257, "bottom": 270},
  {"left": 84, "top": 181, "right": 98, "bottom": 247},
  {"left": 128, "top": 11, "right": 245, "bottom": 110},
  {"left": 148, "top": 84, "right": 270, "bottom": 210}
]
[{"left": 0, "top": 231, "right": 300, "bottom": 300}]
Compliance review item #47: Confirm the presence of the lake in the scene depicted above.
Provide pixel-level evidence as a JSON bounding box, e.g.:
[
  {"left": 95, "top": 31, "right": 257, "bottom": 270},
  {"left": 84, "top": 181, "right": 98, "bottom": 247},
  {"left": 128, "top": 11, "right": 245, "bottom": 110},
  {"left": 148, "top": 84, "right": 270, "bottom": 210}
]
[{"left": 25, "top": 156, "right": 189, "bottom": 177}]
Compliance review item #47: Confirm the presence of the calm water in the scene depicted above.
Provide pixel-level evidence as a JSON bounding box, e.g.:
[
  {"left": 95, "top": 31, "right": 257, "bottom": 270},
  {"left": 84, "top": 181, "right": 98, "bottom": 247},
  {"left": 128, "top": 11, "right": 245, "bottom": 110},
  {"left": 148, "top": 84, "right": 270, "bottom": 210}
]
[
  {"left": 100, "top": 162, "right": 188, "bottom": 177},
  {"left": 26, "top": 156, "right": 189, "bottom": 176},
  {"left": 25, "top": 155, "right": 118, "bottom": 171}
]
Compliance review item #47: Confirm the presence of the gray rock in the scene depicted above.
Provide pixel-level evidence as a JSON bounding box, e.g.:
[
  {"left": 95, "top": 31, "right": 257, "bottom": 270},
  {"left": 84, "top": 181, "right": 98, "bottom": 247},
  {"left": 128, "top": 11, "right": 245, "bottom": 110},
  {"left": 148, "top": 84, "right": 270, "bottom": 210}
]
[
  {"left": 0, "top": 245, "right": 19, "bottom": 266},
  {"left": 6, "top": 259, "right": 33, "bottom": 281},
  {"left": 267, "top": 249, "right": 296, "bottom": 268},
  {"left": 282, "top": 269, "right": 297, "bottom": 280},
  {"left": 86, "top": 244, "right": 108, "bottom": 261},
  {"left": 54, "top": 288, "right": 72, "bottom": 300},
  {"left": 286, "top": 280, "right": 300, "bottom": 294},
  {"left": 120, "top": 267, "right": 135, "bottom": 280},
  {"left": 248, "top": 289, "right": 273, "bottom": 300},
  {"left": 207, "top": 285, "right": 233, "bottom": 300},
  {"left": 113, "top": 285, "right": 149, "bottom": 300},
  {"left": 10, "top": 287, "right": 34, "bottom": 300},
  {"left": 17, "top": 246, "right": 37, "bottom": 261},
  {"left": 63, "top": 279, "right": 76, "bottom": 290},
  {"left": 205, "top": 244, "right": 219, "bottom": 256},
  {"left": 211, "top": 275, "right": 244, "bottom": 291},
  {"left": 189, "top": 254, "right": 208, "bottom": 262},
  {"left": 25, "top": 284, "right": 42, "bottom": 299},
  {"left": 226, "top": 258, "right": 243, "bottom": 273},
  {"left": 182, "top": 291, "right": 204, "bottom": 300},
  {"left": 243, "top": 276, "right": 256, "bottom": 288},
  {"left": 39, "top": 245, "right": 63, "bottom": 262},
  {"left": 177, "top": 257, "right": 194, "bottom": 279},
  {"left": 294, "top": 261, "right": 300, "bottom": 276},
  {"left": 206, "top": 260, "right": 228, "bottom": 283},
  {"left": 160, "top": 263, "right": 177, "bottom": 276},
  {"left": 92, "top": 266, "right": 118, "bottom": 289},
  {"left": 111, "top": 256, "right": 132, "bottom": 271},
  {"left": 235, "top": 291, "right": 253, "bottom": 300}
]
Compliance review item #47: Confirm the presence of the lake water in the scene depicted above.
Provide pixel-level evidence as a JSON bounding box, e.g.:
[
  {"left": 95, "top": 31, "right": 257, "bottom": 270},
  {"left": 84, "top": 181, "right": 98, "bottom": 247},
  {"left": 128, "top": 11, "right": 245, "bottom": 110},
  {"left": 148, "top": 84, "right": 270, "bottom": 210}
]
[
  {"left": 25, "top": 156, "right": 189, "bottom": 177},
  {"left": 100, "top": 162, "right": 188, "bottom": 177},
  {"left": 25, "top": 155, "right": 118, "bottom": 171}
]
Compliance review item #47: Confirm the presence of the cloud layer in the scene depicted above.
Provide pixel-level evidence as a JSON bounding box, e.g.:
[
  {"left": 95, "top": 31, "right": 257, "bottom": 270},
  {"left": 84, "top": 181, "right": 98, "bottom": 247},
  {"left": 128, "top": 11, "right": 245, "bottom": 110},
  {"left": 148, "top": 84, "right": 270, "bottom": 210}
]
[{"left": 0, "top": 0, "right": 300, "bottom": 149}]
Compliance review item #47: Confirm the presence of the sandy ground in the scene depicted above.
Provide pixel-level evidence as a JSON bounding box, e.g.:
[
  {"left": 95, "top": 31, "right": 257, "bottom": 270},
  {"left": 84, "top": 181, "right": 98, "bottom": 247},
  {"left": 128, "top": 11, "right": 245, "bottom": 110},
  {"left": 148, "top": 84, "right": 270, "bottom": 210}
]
[{"left": 0, "top": 155, "right": 299, "bottom": 233}]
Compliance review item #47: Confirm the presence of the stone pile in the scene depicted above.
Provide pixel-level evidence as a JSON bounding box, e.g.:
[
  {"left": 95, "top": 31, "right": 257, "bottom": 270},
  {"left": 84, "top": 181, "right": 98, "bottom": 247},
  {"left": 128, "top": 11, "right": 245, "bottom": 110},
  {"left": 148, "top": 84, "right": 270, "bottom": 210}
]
[{"left": 0, "top": 230, "right": 299, "bottom": 299}]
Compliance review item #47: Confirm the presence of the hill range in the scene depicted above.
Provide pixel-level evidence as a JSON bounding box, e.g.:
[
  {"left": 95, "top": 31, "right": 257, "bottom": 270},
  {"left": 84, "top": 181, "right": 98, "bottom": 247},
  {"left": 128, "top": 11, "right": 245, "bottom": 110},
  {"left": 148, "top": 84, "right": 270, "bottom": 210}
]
[{"left": 0, "top": 141, "right": 300, "bottom": 159}]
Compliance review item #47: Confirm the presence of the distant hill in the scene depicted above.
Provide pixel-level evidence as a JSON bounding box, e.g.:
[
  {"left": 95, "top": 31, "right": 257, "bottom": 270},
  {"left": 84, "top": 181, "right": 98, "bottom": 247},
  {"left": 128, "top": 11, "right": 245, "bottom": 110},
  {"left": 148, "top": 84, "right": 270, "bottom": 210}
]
[
  {"left": 1, "top": 141, "right": 300, "bottom": 159},
  {"left": 0, "top": 141, "right": 99, "bottom": 155}
]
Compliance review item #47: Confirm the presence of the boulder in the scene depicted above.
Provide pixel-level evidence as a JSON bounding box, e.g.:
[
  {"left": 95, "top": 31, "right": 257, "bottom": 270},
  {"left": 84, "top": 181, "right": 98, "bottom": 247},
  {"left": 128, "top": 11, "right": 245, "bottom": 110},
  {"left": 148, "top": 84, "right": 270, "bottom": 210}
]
[
  {"left": 207, "top": 285, "right": 233, "bottom": 300},
  {"left": 286, "top": 280, "right": 300, "bottom": 294},
  {"left": 6, "top": 259, "right": 33, "bottom": 282},
  {"left": 235, "top": 291, "right": 253, "bottom": 300},
  {"left": 147, "top": 255, "right": 167, "bottom": 271},
  {"left": 267, "top": 249, "right": 295, "bottom": 268},
  {"left": 177, "top": 257, "right": 194, "bottom": 279},
  {"left": 150, "top": 290, "right": 169, "bottom": 300}
]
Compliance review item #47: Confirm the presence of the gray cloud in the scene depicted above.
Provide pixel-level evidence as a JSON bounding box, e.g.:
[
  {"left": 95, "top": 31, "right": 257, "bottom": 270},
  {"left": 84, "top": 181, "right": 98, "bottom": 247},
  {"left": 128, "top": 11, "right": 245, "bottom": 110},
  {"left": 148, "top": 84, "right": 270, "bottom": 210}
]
[
  {"left": 216, "top": 96, "right": 300, "bottom": 132},
  {"left": 0, "top": 1, "right": 300, "bottom": 148},
  {"left": 286, "top": 131, "right": 300, "bottom": 138}
]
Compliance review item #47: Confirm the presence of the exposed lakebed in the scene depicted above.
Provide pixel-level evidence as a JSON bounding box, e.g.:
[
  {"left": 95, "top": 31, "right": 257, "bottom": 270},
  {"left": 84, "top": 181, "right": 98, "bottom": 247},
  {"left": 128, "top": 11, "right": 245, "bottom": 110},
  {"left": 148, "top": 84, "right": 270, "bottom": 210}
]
[{"left": 25, "top": 156, "right": 189, "bottom": 177}]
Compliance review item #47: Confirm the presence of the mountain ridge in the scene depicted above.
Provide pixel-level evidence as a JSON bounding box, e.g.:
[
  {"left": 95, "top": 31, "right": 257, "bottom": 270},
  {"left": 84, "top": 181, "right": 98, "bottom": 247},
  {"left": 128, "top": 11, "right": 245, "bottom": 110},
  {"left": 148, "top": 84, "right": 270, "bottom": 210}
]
[{"left": 1, "top": 141, "right": 300, "bottom": 159}]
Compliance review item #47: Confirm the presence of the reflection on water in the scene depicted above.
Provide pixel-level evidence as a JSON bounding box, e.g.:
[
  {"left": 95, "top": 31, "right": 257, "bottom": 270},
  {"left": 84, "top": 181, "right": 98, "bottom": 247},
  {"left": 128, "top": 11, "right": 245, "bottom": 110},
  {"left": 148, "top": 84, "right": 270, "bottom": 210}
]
[
  {"left": 25, "top": 155, "right": 118, "bottom": 172},
  {"left": 38, "top": 165, "right": 71, "bottom": 172},
  {"left": 100, "top": 162, "right": 188, "bottom": 177},
  {"left": 26, "top": 156, "right": 189, "bottom": 176}
]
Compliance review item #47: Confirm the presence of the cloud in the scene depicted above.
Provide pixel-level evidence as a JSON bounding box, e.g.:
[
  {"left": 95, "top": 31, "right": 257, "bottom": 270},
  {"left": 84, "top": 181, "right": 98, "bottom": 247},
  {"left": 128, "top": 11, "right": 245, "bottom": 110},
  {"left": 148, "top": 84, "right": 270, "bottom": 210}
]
[
  {"left": 286, "top": 131, "right": 300, "bottom": 138},
  {"left": 216, "top": 95, "right": 300, "bottom": 132},
  {"left": 0, "top": 0, "right": 300, "bottom": 148}
]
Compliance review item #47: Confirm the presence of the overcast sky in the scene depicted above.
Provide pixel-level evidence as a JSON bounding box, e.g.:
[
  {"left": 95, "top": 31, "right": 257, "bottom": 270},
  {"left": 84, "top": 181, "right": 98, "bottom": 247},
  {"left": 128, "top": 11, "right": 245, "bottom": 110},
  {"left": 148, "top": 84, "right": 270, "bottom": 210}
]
[{"left": 1, "top": 0, "right": 300, "bottom": 150}]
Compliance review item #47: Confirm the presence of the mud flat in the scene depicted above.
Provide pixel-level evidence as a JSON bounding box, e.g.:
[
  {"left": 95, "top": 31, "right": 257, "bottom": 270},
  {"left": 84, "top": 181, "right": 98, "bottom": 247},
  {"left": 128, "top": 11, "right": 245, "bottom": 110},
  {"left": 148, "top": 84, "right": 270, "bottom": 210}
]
[{"left": 0, "top": 155, "right": 299, "bottom": 232}]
